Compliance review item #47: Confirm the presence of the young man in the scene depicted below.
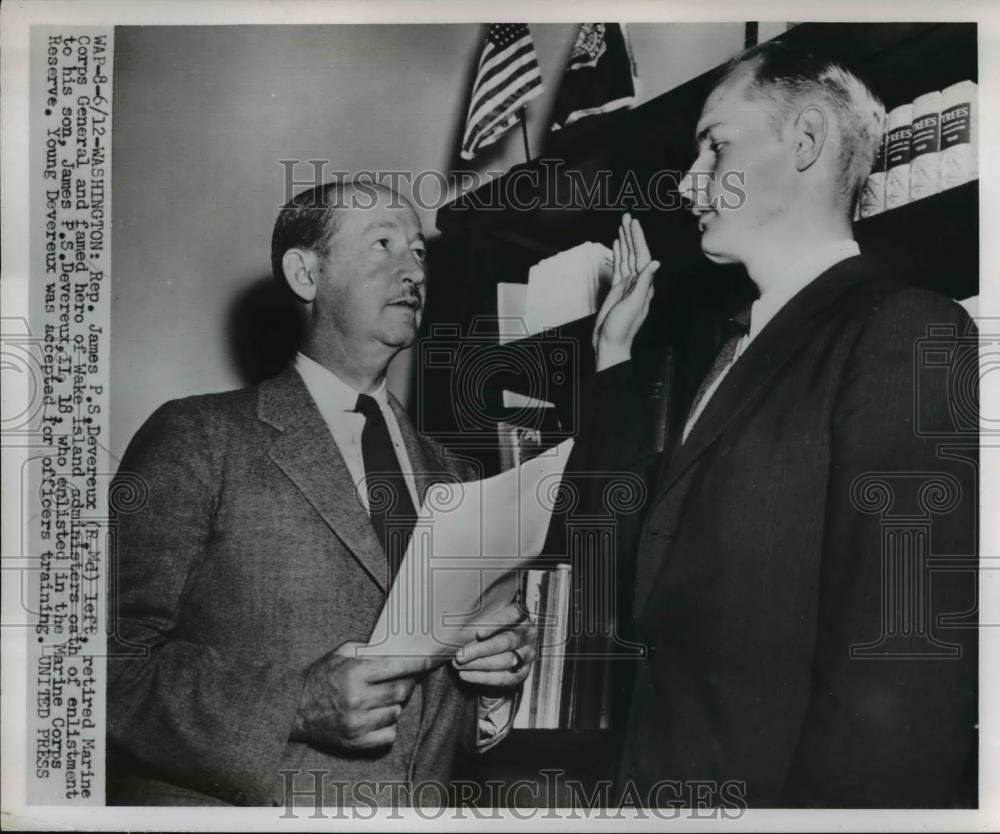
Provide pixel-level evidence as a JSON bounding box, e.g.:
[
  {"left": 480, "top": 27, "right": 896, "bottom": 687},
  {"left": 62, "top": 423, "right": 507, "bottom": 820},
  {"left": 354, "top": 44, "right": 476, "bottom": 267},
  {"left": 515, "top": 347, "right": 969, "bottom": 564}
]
[{"left": 588, "top": 41, "right": 977, "bottom": 807}]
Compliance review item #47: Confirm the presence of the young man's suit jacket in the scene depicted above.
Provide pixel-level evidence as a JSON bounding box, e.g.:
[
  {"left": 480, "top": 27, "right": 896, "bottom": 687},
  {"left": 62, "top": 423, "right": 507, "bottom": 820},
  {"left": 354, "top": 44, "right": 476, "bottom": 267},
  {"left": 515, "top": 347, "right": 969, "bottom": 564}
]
[
  {"left": 107, "top": 364, "right": 480, "bottom": 807},
  {"left": 573, "top": 256, "right": 978, "bottom": 807}
]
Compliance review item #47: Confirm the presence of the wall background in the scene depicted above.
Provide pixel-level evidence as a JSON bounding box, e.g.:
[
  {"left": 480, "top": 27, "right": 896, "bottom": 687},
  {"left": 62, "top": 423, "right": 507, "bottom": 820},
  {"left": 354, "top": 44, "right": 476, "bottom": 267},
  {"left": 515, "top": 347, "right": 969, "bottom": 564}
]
[{"left": 111, "top": 22, "right": 746, "bottom": 460}]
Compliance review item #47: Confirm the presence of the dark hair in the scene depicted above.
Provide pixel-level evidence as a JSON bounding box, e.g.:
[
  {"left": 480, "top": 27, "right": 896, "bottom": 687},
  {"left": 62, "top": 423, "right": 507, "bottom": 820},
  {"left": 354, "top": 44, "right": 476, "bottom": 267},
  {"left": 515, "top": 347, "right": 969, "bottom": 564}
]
[{"left": 270, "top": 181, "right": 349, "bottom": 287}]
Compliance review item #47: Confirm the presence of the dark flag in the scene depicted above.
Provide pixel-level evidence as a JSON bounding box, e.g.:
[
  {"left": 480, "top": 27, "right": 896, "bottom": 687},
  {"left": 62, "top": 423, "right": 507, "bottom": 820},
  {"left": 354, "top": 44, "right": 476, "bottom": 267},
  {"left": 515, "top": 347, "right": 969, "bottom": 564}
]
[
  {"left": 550, "top": 23, "right": 639, "bottom": 132},
  {"left": 460, "top": 23, "right": 544, "bottom": 160}
]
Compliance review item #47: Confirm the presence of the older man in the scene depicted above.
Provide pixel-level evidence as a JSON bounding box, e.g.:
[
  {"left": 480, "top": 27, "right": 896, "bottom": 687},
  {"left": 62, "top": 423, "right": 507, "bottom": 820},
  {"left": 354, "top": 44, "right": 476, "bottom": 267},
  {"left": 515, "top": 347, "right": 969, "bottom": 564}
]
[
  {"left": 587, "top": 41, "right": 977, "bottom": 807},
  {"left": 106, "top": 182, "right": 536, "bottom": 807}
]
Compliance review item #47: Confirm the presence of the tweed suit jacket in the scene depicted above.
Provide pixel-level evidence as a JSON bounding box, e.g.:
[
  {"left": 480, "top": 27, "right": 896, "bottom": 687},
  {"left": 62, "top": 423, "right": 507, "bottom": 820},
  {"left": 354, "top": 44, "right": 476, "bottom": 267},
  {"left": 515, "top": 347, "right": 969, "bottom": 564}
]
[
  {"left": 570, "top": 256, "right": 978, "bottom": 807},
  {"left": 106, "top": 364, "right": 479, "bottom": 806}
]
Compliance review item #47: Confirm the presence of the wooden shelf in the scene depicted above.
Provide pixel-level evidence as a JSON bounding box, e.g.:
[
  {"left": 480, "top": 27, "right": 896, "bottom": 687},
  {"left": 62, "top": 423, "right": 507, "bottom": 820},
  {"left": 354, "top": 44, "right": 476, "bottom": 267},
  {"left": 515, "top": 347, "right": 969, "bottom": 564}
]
[
  {"left": 856, "top": 180, "right": 978, "bottom": 301},
  {"left": 437, "top": 22, "right": 977, "bottom": 261}
]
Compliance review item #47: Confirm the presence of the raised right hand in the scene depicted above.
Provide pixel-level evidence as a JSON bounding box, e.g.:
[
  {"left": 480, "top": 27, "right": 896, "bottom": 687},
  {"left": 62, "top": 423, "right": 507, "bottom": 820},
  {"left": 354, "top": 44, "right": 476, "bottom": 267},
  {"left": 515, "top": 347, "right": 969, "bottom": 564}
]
[
  {"left": 291, "top": 642, "right": 428, "bottom": 751},
  {"left": 593, "top": 213, "right": 659, "bottom": 371}
]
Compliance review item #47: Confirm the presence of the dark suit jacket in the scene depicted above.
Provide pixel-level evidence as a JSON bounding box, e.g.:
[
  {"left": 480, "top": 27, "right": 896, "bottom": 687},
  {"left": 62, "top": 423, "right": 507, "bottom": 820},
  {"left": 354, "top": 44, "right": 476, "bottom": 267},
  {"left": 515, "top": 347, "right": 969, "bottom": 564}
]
[
  {"left": 106, "top": 365, "right": 480, "bottom": 807},
  {"left": 571, "top": 256, "right": 978, "bottom": 807}
]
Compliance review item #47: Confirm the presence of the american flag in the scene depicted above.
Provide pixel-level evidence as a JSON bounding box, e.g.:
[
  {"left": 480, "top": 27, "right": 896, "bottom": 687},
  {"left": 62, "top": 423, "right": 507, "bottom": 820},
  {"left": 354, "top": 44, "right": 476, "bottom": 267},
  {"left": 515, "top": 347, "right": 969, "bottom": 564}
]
[{"left": 460, "top": 24, "right": 544, "bottom": 160}]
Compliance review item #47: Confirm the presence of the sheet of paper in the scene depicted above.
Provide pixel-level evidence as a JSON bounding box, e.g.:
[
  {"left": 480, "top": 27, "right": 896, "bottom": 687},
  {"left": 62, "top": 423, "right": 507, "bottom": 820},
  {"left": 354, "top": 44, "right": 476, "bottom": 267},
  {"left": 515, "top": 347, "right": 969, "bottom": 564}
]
[
  {"left": 523, "top": 241, "right": 612, "bottom": 335},
  {"left": 361, "top": 438, "right": 575, "bottom": 661}
]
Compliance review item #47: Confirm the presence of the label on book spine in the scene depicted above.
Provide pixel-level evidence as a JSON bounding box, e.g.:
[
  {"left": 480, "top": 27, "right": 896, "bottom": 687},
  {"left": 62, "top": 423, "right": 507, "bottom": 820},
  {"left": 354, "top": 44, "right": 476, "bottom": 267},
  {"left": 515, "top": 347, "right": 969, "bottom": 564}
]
[
  {"left": 940, "top": 80, "right": 977, "bottom": 189},
  {"left": 884, "top": 104, "right": 913, "bottom": 210},
  {"left": 909, "top": 91, "right": 941, "bottom": 200}
]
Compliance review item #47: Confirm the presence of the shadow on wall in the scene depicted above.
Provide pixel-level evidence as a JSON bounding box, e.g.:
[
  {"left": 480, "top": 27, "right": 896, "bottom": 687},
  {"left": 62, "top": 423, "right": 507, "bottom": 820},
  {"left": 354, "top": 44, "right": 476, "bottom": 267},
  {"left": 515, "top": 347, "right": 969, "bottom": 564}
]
[{"left": 227, "top": 276, "right": 305, "bottom": 386}]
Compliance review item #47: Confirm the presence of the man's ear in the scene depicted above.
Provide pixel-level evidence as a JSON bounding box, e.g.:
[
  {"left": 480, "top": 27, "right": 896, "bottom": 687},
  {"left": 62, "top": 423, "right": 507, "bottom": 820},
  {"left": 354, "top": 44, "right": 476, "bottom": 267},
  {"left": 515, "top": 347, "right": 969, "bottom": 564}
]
[
  {"left": 281, "top": 248, "right": 318, "bottom": 303},
  {"left": 792, "top": 104, "right": 828, "bottom": 172}
]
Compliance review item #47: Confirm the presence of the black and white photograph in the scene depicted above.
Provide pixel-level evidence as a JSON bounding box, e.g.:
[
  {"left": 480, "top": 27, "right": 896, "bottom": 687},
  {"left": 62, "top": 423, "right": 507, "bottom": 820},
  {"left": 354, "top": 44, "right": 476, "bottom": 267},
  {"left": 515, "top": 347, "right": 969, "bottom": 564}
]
[{"left": 1, "top": 1, "right": 997, "bottom": 829}]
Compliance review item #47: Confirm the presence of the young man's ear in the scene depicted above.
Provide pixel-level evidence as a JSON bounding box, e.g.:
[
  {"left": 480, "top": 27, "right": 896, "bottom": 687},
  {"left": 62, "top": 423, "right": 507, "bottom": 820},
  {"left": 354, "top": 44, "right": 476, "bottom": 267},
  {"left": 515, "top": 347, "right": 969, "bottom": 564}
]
[
  {"left": 281, "top": 248, "right": 318, "bottom": 303},
  {"left": 792, "top": 105, "right": 828, "bottom": 172}
]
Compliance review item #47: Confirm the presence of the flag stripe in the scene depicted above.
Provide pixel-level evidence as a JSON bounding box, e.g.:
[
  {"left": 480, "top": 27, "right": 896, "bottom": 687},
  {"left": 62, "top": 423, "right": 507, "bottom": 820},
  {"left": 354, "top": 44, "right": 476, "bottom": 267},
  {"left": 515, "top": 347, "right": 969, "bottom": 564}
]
[
  {"left": 460, "top": 23, "right": 544, "bottom": 160},
  {"left": 465, "top": 73, "right": 543, "bottom": 152},
  {"left": 463, "top": 72, "right": 543, "bottom": 151},
  {"left": 469, "top": 40, "right": 536, "bottom": 108},
  {"left": 467, "top": 51, "right": 540, "bottom": 128},
  {"left": 476, "top": 36, "right": 533, "bottom": 84}
]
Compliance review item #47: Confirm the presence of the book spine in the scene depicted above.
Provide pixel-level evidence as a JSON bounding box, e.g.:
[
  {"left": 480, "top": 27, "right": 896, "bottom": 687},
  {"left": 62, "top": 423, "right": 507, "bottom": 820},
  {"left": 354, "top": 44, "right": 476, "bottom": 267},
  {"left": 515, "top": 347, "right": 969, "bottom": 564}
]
[
  {"left": 533, "top": 570, "right": 554, "bottom": 727},
  {"left": 884, "top": 104, "right": 913, "bottom": 210},
  {"left": 513, "top": 569, "right": 543, "bottom": 728},
  {"left": 909, "top": 91, "right": 942, "bottom": 201},
  {"left": 545, "top": 564, "right": 572, "bottom": 727},
  {"left": 940, "top": 80, "right": 978, "bottom": 190},
  {"left": 859, "top": 129, "right": 887, "bottom": 218}
]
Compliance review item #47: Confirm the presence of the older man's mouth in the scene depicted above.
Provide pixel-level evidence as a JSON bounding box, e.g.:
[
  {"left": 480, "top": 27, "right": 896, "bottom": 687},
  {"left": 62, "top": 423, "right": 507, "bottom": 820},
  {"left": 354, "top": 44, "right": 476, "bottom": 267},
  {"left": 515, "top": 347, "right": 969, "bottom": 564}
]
[{"left": 388, "top": 296, "right": 421, "bottom": 311}]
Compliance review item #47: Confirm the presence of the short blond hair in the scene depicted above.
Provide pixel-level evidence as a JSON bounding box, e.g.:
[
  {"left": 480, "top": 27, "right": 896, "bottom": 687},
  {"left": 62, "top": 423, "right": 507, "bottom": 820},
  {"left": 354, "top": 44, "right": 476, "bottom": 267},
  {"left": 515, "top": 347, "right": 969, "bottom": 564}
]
[{"left": 716, "top": 41, "right": 887, "bottom": 212}]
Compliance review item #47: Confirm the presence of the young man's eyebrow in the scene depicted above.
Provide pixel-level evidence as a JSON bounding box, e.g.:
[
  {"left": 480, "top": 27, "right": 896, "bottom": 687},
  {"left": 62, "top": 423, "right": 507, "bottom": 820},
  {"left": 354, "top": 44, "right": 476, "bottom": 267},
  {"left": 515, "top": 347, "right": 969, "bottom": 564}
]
[{"left": 696, "top": 122, "right": 721, "bottom": 144}]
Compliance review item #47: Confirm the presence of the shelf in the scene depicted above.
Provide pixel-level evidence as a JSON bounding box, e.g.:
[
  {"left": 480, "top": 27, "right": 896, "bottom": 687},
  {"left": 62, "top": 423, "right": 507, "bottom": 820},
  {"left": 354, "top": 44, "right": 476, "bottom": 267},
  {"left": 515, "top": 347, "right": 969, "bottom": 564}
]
[
  {"left": 855, "top": 180, "right": 978, "bottom": 301},
  {"left": 437, "top": 22, "right": 977, "bottom": 259}
]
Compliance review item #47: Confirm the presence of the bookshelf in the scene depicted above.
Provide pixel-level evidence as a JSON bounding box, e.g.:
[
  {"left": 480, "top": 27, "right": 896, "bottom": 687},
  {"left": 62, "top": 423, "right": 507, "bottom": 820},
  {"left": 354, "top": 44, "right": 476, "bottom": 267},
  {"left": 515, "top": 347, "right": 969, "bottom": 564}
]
[{"left": 434, "top": 22, "right": 978, "bottom": 800}]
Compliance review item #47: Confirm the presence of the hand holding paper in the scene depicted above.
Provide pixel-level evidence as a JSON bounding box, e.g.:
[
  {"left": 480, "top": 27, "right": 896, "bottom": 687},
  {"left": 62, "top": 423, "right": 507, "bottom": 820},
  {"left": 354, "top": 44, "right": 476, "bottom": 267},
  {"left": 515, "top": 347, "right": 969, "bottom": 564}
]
[
  {"left": 361, "top": 439, "right": 574, "bottom": 664},
  {"left": 453, "top": 601, "right": 538, "bottom": 688},
  {"left": 291, "top": 643, "right": 428, "bottom": 751}
]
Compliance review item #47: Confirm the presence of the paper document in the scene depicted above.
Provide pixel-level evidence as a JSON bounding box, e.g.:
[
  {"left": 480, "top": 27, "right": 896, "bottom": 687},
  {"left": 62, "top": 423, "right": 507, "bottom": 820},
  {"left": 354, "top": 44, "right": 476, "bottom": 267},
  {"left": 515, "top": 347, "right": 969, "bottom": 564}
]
[
  {"left": 361, "top": 438, "right": 575, "bottom": 661},
  {"left": 524, "top": 242, "right": 612, "bottom": 335}
]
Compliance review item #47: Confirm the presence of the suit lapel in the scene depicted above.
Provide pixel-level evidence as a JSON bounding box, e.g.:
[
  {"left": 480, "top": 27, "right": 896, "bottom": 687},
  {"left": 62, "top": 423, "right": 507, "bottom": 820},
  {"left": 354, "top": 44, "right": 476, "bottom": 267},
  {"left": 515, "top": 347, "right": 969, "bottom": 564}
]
[
  {"left": 633, "top": 257, "right": 878, "bottom": 615},
  {"left": 259, "top": 366, "right": 389, "bottom": 592},
  {"left": 651, "top": 256, "right": 875, "bottom": 507}
]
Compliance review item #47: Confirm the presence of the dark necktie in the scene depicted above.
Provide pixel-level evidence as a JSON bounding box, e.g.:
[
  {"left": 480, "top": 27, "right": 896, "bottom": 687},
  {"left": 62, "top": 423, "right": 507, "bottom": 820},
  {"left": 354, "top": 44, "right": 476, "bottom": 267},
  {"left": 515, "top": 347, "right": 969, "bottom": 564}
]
[
  {"left": 354, "top": 394, "right": 418, "bottom": 582},
  {"left": 684, "top": 306, "right": 752, "bottom": 439}
]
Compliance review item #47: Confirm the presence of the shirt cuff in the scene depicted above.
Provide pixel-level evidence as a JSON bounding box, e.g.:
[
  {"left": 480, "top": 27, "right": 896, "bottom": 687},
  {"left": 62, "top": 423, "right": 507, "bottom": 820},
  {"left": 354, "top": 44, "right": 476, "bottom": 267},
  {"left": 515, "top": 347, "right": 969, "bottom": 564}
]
[{"left": 474, "top": 691, "right": 519, "bottom": 752}]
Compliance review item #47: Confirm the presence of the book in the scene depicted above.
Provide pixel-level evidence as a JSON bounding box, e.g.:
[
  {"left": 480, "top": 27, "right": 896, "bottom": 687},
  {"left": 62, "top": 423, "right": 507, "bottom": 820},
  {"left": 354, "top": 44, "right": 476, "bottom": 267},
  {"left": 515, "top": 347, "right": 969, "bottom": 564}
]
[
  {"left": 909, "top": 91, "right": 942, "bottom": 201},
  {"left": 859, "top": 129, "right": 887, "bottom": 218},
  {"left": 511, "top": 565, "right": 573, "bottom": 728},
  {"left": 513, "top": 569, "right": 544, "bottom": 728},
  {"left": 940, "top": 80, "right": 978, "bottom": 190},
  {"left": 884, "top": 103, "right": 913, "bottom": 210},
  {"left": 541, "top": 564, "right": 572, "bottom": 727}
]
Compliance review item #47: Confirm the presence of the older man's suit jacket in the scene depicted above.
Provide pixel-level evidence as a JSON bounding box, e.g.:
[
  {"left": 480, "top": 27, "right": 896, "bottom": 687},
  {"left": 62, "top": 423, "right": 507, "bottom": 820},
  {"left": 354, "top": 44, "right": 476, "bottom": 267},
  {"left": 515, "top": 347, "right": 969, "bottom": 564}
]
[
  {"left": 570, "top": 256, "right": 978, "bottom": 807},
  {"left": 107, "top": 365, "right": 479, "bottom": 806}
]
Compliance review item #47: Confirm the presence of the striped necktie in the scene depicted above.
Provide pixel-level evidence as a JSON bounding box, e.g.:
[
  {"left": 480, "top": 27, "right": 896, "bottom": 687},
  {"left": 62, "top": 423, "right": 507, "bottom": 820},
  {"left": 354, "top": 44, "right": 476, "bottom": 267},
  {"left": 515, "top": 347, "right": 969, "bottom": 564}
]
[{"left": 683, "top": 306, "right": 752, "bottom": 441}]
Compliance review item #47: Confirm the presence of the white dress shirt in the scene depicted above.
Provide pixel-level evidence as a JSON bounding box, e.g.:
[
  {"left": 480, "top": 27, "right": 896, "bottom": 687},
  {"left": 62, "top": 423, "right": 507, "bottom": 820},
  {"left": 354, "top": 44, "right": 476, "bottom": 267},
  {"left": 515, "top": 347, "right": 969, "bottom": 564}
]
[
  {"left": 294, "top": 352, "right": 420, "bottom": 513},
  {"left": 294, "top": 352, "right": 515, "bottom": 747},
  {"left": 682, "top": 239, "right": 861, "bottom": 443}
]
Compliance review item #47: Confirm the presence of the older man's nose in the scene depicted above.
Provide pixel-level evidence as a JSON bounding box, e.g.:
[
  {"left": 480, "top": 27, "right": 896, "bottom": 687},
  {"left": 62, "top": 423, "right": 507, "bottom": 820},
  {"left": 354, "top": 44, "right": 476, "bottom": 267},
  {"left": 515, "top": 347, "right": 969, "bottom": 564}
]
[{"left": 400, "top": 262, "right": 425, "bottom": 287}]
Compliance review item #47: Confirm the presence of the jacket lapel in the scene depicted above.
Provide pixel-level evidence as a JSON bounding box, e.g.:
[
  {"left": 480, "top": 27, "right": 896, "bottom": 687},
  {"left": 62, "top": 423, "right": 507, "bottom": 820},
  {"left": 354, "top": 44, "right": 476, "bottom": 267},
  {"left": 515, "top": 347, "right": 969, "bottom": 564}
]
[
  {"left": 633, "top": 257, "right": 878, "bottom": 616},
  {"left": 650, "top": 256, "right": 876, "bottom": 509},
  {"left": 259, "top": 365, "right": 389, "bottom": 592}
]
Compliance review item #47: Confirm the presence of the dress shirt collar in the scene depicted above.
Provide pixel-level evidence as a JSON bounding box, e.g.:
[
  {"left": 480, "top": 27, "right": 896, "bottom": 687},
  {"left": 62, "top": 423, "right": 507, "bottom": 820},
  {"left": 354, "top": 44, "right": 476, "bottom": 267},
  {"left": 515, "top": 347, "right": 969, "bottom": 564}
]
[
  {"left": 748, "top": 239, "right": 860, "bottom": 343},
  {"left": 294, "top": 351, "right": 389, "bottom": 416}
]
